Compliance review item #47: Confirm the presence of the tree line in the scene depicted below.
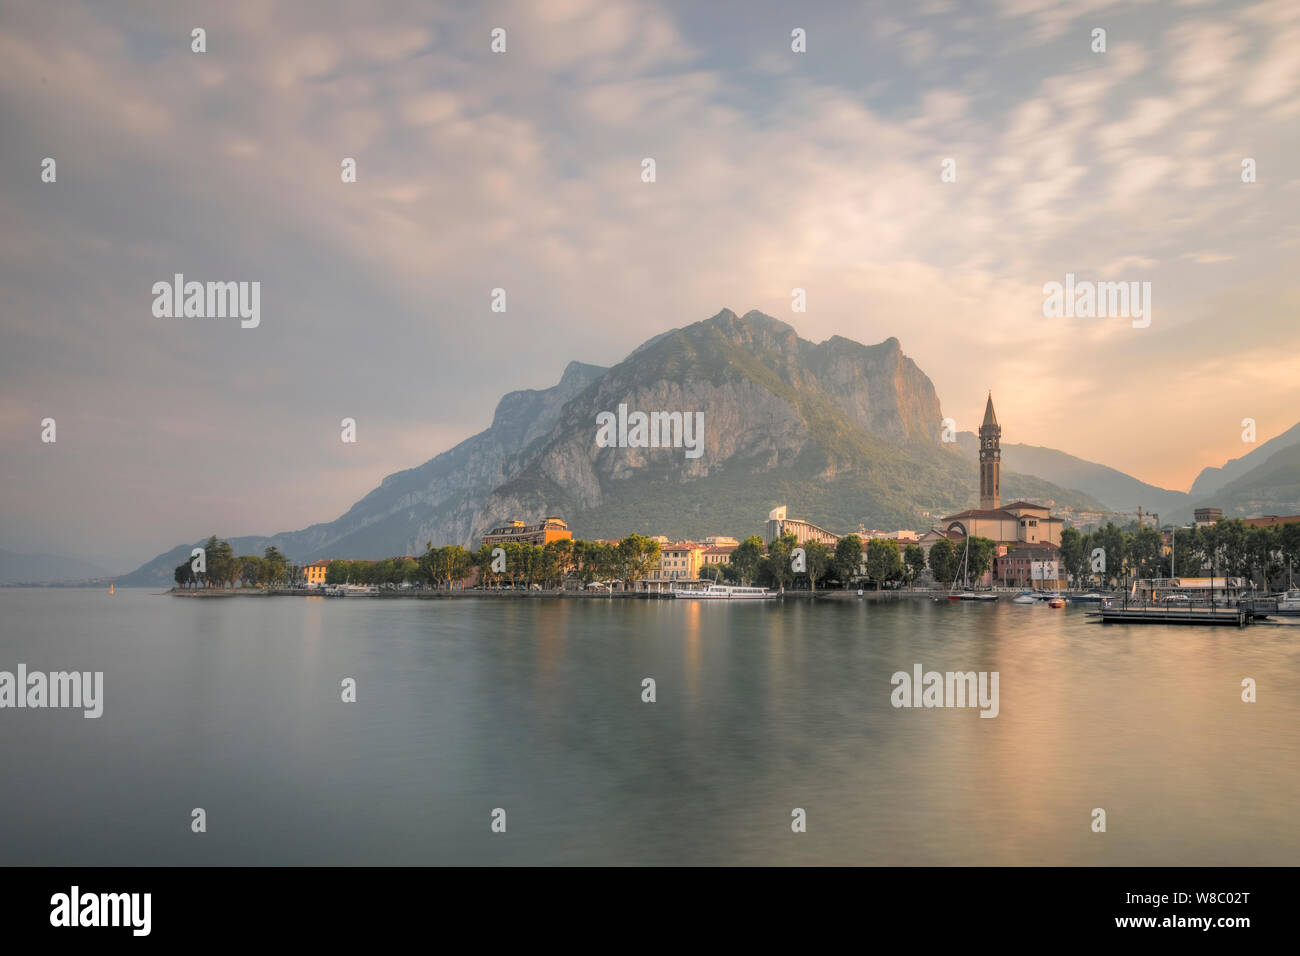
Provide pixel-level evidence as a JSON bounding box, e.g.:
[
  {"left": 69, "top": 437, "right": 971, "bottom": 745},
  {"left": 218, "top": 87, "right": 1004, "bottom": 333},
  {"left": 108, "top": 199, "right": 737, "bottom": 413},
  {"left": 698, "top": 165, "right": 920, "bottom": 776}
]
[
  {"left": 172, "top": 534, "right": 667, "bottom": 591},
  {"left": 174, "top": 537, "right": 292, "bottom": 588},
  {"left": 171, "top": 531, "right": 927, "bottom": 592},
  {"left": 1058, "top": 520, "right": 1300, "bottom": 590}
]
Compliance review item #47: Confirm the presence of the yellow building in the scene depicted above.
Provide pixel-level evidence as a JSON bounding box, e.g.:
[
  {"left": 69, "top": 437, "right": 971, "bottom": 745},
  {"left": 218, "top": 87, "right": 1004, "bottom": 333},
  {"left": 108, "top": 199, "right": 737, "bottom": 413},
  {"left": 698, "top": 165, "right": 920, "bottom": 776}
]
[
  {"left": 702, "top": 544, "right": 737, "bottom": 565},
  {"left": 303, "top": 560, "right": 330, "bottom": 586},
  {"left": 638, "top": 541, "right": 706, "bottom": 592},
  {"left": 481, "top": 516, "right": 573, "bottom": 548}
]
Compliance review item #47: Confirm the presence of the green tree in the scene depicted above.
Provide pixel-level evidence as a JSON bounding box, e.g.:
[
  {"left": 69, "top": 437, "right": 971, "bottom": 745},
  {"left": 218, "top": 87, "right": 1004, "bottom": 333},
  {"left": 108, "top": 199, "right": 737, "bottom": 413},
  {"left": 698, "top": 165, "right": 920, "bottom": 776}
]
[
  {"left": 1279, "top": 522, "right": 1300, "bottom": 585},
  {"left": 805, "top": 539, "right": 831, "bottom": 592},
  {"left": 237, "top": 554, "right": 265, "bottom": 587},
  {"left": 446, "top": 546, "right": 473, "bottom": 588},
  {"left": 903, "top": 544, "right": 926, "bottom": 585},
  {"left": 325, "top": 559, "right": 348, "bottom": 585},
  {"left": 262, "top": 546, "right": 289, "bottom": 586},
  {"left": 766, "top": 533, "right": 798, "bottom": 592},
  {"left": 966, "top": 537, "right": 997, "bottom": 585},
  {"left": 833, "top": 534, "right": 864, "bottom": 587},
  {"left": 594, "top": 542, "right": 621, "bottom": 588},
  {"left": 1096, "top": 522, "right": 1126, "bottom": 587},
  {"left": 208, "top": 538, "right": 236, "bottom": 588},
  {"left": 731, "top": 535, "right": 765, "bottom": 586},
  {"left": 616, "top": 534, "right": 661, "bottom": 591},
  {"left": 1059, "top": 527, "right": 1086, "bottom": 587},
  {"left": 474, "top": 544, "right": 499, "bottom": 588},
  {"left": 547, "top": 538, "right": 574, "bottom": 589},
  {"left": 173, "top": 561, "right": 193, "bottom": 589},
  {"left": 1245, "top": 525, "right": 1280, "bottom": 589},
  {"left": 1128, "top": 526, "right": 1163, "bottom": 579},
  {"left": 928, "top": 538, "right": 957, "bottom": 585},
  {"left": 865, "top": 539, "right": 903, "bottom": 589}
]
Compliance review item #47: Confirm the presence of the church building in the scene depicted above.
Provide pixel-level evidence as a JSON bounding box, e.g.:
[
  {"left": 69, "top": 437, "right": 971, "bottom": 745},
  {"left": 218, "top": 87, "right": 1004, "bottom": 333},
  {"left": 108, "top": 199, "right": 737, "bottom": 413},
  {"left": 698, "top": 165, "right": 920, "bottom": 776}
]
[{"left": 940, "top": 395, "right": 1064, "bottom": 549}]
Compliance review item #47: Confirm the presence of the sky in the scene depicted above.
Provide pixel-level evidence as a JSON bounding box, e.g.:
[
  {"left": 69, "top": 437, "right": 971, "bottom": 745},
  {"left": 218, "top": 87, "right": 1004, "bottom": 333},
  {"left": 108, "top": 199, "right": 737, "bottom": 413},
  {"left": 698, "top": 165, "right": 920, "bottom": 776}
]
[{"left": 2, "top": 0, "right": 1299, "bottom": 570}]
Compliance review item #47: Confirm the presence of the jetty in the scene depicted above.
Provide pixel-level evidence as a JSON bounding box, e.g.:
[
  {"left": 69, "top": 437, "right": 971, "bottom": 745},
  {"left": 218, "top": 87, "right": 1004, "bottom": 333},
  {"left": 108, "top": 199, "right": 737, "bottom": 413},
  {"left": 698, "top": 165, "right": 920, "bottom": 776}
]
[{"left": 1093, "top": 605, "right": 1248, "bottom": 627}]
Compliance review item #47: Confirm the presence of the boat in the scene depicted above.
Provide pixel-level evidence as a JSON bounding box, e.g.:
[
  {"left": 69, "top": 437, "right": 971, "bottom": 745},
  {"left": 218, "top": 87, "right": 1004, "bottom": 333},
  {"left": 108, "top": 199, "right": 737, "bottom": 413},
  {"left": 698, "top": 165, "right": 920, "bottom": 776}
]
[
  {"left": 959, "top": 592, "right": 999, "bottom": 602},
  {"left": 1047, "top": 597, "right": 1066, "bottom": 608},
  {"left": 326, "top": 584, "right": 380, "bottom": 597},
  {"left": 1012, "top": 592, "right": 1037, "bottom": 604},
  {"left": 673, "top": 584, "right": 775, "bottom": 600},
  {"left": 1070, "top": 592, "right": 1108, "bottom": 604},
  {"left": 1273, "top": 589, "right": 1300, "bottom": 616}
]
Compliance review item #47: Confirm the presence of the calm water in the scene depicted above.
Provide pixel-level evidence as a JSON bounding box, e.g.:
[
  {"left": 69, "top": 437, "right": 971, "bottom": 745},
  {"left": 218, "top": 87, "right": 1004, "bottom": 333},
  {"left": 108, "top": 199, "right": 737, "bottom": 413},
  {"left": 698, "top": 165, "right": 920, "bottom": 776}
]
[{"left": 1, "top": 588, "right": 1297, "bottom": 865}]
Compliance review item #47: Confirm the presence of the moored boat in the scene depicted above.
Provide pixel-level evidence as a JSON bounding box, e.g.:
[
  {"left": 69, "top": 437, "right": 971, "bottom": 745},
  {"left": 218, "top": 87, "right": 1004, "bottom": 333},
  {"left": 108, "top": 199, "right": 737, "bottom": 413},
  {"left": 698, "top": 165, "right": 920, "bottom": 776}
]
[
  {"left": 1070, "top": 591, "right": 1109, "bottom": 604},
  {"left": 1272, "top": 589, "right": 1300, "bottom": 616},
  {"left": 673, "top": 584, "right": 774, "bottom": 600}
]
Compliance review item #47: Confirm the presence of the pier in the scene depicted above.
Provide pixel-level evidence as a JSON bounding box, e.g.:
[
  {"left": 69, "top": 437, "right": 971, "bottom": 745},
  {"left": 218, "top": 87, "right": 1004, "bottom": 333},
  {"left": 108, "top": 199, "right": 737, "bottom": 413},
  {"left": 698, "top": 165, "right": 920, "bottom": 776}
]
[{"left": 1094, "top": 605, "right": 1248, "bottom": 627}]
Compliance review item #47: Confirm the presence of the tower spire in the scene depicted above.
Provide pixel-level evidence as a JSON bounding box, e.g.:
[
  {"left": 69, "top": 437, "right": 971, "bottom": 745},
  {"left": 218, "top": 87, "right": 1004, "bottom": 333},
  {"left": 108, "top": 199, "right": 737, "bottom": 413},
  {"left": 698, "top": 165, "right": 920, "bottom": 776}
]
[{"left": 978, "top": 394, "right": 1001, "bottom": 510}]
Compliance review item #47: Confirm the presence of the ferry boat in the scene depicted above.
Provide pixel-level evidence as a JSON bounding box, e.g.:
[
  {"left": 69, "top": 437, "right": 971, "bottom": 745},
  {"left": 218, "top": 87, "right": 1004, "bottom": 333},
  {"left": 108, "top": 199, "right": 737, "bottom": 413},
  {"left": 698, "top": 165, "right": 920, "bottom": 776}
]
[
  {"left": 325, "top": 584, "right": 380, "bottom": 597},
  {"left": 673, "top": 584, "right": 774, "bottom": 600}
]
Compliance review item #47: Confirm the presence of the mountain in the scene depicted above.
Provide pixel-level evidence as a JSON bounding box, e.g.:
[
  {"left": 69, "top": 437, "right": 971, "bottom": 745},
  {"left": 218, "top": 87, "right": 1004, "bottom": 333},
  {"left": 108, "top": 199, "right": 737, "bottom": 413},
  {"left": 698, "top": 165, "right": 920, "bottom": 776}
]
[
  {"left": 0, "top": 550, "right": 113, "bottom": 585},
  {"left": 118, "top": 310, "right": 1107, "bottom": 586},
  {"left": 1183, "top": 441, "right": 1300, "bottom": 519},
  {"left": 954, "top": 434, "right": 1190, "bottom": 515},
  {"left": 115, "top": 360, "right": 607, "bottom": 585},
  {"left": 1187, "top": 421, "right": 1300, "bottom": 500}
]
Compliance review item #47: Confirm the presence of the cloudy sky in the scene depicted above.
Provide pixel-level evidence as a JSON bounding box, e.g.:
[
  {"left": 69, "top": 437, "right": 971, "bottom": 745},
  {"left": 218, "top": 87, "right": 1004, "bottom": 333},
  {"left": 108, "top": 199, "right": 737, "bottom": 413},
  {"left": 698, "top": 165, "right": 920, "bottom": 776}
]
[{"left": 2, "top": 0, "right": 1298, "bottom": 569}]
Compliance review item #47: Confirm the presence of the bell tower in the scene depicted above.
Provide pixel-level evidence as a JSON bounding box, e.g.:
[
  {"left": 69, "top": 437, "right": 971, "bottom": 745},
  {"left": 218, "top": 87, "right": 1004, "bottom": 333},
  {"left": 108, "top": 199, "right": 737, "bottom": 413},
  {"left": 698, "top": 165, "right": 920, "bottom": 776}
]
[{"left": 979, "top": 393, "right": 1001, "bottom": 511}]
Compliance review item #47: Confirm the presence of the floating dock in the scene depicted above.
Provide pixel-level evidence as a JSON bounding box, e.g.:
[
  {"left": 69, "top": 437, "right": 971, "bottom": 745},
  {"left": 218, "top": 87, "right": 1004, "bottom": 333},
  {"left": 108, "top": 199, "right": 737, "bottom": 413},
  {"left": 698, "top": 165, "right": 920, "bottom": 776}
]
[{"left": 1093, "top": 606, "right": 1248, "bottom": 626}]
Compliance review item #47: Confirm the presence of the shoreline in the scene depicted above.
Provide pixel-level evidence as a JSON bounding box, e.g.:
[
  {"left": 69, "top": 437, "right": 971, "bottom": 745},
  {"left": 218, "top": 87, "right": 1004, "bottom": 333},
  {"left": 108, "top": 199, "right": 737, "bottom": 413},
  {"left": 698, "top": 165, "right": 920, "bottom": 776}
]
[{"left": 165, "top": 587, "right": 1026, "bottom": 602}]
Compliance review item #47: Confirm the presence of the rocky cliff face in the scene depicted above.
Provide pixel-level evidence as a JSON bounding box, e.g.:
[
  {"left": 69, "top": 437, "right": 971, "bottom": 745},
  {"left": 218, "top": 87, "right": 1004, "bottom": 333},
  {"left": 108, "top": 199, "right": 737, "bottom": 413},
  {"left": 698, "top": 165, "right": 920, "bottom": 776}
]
[
  {"left": 457, "top": 310, "right": 1107, "bottom": 543},
  {"left": 118, "top": 309, "right": 1105, "bottom": 584}
]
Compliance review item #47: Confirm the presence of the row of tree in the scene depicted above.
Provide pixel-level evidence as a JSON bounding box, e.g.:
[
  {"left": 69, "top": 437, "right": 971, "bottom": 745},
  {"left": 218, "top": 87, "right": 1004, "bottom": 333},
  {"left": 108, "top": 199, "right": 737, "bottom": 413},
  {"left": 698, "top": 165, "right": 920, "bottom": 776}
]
[
  {"left": 174, "top": 519, "right": 1300, "bottom": 593},
  {"left": 173, "top": 535, "right": 668, "bottom": 591},
  {"left": 172, "top": 532, "right": 922, "bottom": 592},
  {"left": 698, "top": 534, "right": 932, "bottom": 590},
  {"left": 1059, "top": 520, "right": 1300, "bottom": 589},
  {"left": 174, "top": 538, "right": 292, "bottom": 588}
]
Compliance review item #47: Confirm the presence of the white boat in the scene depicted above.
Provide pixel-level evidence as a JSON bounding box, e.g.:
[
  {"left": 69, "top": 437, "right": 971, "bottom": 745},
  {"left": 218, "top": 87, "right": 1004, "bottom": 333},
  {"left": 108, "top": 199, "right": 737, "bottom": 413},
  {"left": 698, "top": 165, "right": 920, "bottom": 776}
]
[
  {"left": 673, "top": 584, "right": 774, "bottom": 600},
  {"left": 1070, "top": 592, "right": 1109, "bottom": 604},
  {"left": 1274, "top": 589, "right": 1300, "bottom": 616},
  {"left": 1012, "top": 592, "right": 1038, "bottom": 604},
  {"left": 326, "top": 584, "right": 380, "bottom": 597}
]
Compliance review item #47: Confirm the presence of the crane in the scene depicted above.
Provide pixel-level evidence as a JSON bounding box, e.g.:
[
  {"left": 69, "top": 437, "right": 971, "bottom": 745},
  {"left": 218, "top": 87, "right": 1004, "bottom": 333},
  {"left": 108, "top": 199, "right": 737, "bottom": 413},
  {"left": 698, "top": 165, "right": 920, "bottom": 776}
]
[
  {"left": 1070, "top": 507, "right": 1173, "bottom": 584},
  {"left": 1080, "top": 507, "right": 1160, "bottom": 530}
]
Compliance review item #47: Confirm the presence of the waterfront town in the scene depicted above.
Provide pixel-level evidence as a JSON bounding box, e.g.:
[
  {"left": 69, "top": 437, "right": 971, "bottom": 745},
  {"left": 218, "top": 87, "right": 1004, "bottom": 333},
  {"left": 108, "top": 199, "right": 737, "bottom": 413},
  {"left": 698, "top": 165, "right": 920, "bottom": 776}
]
[{"left": 176, "top": 397, "right": 1300, "bottom": 598}]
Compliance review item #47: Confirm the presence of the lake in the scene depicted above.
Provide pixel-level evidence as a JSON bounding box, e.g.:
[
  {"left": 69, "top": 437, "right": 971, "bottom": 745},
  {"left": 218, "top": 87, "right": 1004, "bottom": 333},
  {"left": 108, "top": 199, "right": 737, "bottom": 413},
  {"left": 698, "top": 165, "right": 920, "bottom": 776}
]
[{"left": 1, "top": 588, "right": 1296, "bottom": 865}]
